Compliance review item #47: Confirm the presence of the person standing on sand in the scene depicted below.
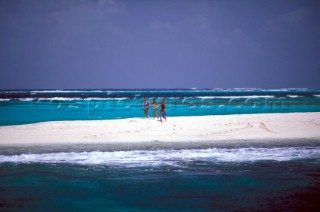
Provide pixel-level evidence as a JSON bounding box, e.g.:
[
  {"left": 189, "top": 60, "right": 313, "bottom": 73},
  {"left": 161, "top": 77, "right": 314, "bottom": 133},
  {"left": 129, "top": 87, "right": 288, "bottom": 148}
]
[
  {"left": 159, "top": 98, "right": 167, "bottom": 122},
  {"left": 151, "top": 97, "right": 158, "bottom": 119},
  {"left": 143, "top": 98, "right": 149, "bottom": 118}
]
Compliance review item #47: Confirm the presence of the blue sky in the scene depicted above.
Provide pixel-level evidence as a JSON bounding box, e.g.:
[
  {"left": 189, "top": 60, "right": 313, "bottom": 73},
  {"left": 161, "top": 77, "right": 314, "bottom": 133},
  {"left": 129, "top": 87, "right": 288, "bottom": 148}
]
[{"left": 0, "top": 0, "right": 319, "bottom": 89}]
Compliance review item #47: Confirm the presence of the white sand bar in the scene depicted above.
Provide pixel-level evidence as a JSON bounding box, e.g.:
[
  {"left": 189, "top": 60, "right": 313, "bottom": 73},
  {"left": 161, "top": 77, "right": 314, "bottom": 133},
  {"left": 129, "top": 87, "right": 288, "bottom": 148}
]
[{"left": 1, "top": 112, "right": 320, "bottom": 144}]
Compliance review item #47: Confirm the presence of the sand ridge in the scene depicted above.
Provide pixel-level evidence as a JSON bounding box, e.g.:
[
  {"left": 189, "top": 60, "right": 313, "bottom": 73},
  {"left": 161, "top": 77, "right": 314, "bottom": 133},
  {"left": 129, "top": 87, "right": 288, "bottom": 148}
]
[{"left": 0, "top": 112, "right": 320, "bottom": 144}]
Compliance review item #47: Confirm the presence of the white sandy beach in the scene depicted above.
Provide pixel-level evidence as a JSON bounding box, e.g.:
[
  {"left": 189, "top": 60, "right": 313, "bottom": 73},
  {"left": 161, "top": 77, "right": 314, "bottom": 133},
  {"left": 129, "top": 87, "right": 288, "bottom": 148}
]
[{"left": 0, "top": 112, "right": 320, "bottom": 144}]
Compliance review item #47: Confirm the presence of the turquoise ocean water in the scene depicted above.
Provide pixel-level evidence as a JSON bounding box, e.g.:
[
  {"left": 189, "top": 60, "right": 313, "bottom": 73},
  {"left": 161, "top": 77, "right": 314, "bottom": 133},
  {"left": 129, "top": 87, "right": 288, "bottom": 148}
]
[
  {"left": 1, "top": 89, "right": 320, "bottom": 211},
  {"left": 1, "top": 88, "right": 320, "bottom": 125}
]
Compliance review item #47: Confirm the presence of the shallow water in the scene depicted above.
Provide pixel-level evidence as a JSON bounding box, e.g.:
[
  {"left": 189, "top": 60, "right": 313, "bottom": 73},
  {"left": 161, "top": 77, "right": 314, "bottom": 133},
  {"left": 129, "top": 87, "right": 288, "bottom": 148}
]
[{"left": 1, "top": 88, "right": 320, "bottom": 126}]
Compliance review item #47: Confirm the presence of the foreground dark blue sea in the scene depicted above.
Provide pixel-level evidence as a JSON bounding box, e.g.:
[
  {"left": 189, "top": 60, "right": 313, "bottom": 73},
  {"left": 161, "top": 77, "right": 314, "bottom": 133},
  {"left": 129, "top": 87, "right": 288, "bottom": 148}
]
[
  {"left": 1, "top": 89, "right": 320, "bottom": 211},
  {"left": 1, "top": 141, "right": 320, "bottom": 211}
]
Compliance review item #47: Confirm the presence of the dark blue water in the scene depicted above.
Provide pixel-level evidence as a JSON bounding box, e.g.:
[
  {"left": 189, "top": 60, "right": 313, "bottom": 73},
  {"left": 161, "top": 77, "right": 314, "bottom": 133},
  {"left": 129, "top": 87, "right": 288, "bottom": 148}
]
[
  {"left": 0, "top": 141, "right": 320, "bottom": 211},
  {"left": 1, "top": 88, "right": 320, "bottom": 126}
]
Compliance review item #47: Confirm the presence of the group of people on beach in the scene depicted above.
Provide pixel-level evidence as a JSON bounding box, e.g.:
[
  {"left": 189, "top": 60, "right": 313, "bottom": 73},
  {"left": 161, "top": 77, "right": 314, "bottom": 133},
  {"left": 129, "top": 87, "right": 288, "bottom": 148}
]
[{"left": 143, "top": 97, "right": 167, "bottom": 122}]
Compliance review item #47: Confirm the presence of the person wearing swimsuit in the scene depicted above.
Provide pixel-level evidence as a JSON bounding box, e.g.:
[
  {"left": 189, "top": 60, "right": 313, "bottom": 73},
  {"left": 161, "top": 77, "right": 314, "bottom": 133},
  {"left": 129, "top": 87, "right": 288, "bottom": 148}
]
[
  {"left": 151, "top": 98, "right": 158, "bottom": 119},
  {"left": 160, "top": 98, "right": 167, "bottom": 122},
  {"left": 143, "top": 98, "right": 149, "bottom": 118}
]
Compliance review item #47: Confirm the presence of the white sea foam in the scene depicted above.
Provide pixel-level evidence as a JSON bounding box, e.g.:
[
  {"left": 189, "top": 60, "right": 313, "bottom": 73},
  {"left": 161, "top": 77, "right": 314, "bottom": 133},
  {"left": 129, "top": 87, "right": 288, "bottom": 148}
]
[
  {"left": 31, "top": 90, "right": 79, "bottom": 94},
  {"left": 0, "top": 91, "right": 27, "bottom": 94},
  {"left": 197, "top": 96, "right": 216, "bottom": 99},
  {"left": 0, "top": 147, "right": 318, "bottom": 167},
  {"left": 30, "top": 90, "right": 178, "bottom": 94},
  {"left": 197, "top": 95, "right": 275, "bottom": 99},
  {"left": 86, "top": 97, "right": 128, "bottom": 101},
  {"left": 287, "top": 95, "right": 300, "bottom": 98},
  {"left": 38, "top": 97, "right": 84, "bottom": 101},
  {"left": 0, "top": 99, "right": 10, "bottom": 101},
  {"left": 267, "top": 88, "right": 309, "bottom": 92},
  {"left": 314, "top": 95, "right": 320, "bottom": 97},
  {"left": 34, "top": 97, "right": 127, "bottom": 101},
  {"left": 31, "top": 90, "right": 104, "bottom": 93},
  {"left": 18, "top": 98, "right": 35, "bottom": 101}
]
